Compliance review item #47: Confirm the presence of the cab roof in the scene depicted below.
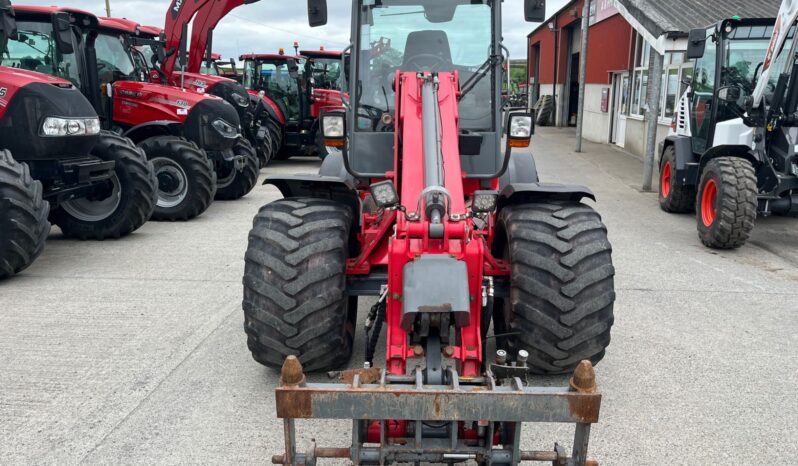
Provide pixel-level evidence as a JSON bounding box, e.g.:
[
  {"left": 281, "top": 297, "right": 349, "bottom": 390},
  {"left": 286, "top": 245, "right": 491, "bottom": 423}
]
[
  {"left": 12, "top": 5, "right": 99, "bottom": 27},
  {"left": 97, "top": 16, "right": 140, "bottom": 34},
  {"left": 300, "top": 49, "right": 343, "bottom": 59},
  {"left": 239, "top": 53, "right": 304, "bottom": 61}
]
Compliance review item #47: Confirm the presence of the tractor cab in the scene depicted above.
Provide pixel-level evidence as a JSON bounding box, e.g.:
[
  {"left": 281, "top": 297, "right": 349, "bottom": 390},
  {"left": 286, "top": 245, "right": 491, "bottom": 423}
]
[
  {"left": 241, "top": 52, "right": 307, "bottom": 123},
  {"left": 300, "top": 49, "right": 344, "bottom": 91}
]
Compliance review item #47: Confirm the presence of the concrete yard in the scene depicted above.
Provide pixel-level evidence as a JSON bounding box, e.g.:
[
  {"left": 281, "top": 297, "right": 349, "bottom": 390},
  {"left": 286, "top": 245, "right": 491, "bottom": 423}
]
[{"left": 1, "top": 129, "right": 796, "bottom": 465}]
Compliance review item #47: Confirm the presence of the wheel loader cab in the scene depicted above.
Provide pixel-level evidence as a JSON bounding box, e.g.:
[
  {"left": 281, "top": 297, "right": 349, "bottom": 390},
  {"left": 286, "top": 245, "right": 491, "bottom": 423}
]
[
  {"left": 687, "top": 19, "right": 793, "bottom": 156},
  {"left": 346, "top": 0, "right": 501, "bottom": 176}
]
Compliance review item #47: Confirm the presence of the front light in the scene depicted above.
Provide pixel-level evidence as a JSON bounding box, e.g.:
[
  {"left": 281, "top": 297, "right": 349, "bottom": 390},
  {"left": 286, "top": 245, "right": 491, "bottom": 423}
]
[
  {"left": 322, "top": 115, "right": 345, "bottom": 138},
  {"left": 41, "top": 117, "right": 102, "bottom": 137},
  {"left": 472, "top": 190, "right": 499, "bottom": 213},
  {"left": 231, "top": 92, "right": 250, "bottom": 108},
  {"left": 510, "top": 115, "right": 533, "bottom": 139},
  {"left": 211, "top": 118, "right": 238, "bottom": 138},
  {"left": 369, "top": 180, "right": 399, "bottom": 208}
]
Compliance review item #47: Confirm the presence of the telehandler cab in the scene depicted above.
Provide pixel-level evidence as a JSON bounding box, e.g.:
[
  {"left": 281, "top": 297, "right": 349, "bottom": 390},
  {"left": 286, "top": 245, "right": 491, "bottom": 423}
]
[
  {"left": 242, "top": 0, "right": 615, "bottom": 464},
  {"left": 660, "top": 1, "right": 798, "bottom": 248},
  {"left": 0, "top": 0, "right": 156, "bottom": 279}
]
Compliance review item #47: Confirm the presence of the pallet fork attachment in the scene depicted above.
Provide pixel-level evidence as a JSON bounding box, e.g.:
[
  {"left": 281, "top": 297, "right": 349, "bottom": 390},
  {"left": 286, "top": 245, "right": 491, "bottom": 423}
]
[{"left": 273, "top": 356, "right": 601, "bottom": 466}]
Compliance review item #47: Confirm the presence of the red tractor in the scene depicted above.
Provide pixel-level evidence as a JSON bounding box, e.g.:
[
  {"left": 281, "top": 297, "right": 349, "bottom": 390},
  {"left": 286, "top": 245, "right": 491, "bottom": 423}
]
[
  {"left": 243, "top": 0, "right": 614, "bottom": 464},
  {"left": 0, "top": 1, "right": 156, "bottom": 278},
  {"left": 12, "top": 5, "right": 254, "bottom": 221},
  {"left": 136, "top": 21, "right": 276, "bottom": 167},
  {"left": 96, "top": 16, "right": 261, "bottom": 200},
  {"left": 239, "top": 51, "right": 324, "bottom": 159},
  {"left": 300, "top": 48, "right": 346, "bottom": 119}
]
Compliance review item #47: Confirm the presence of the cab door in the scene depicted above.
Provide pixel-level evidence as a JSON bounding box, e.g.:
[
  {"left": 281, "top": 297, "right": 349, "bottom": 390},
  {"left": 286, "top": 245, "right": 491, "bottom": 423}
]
[{"left": 690, "top": 29, "right": 718, "bottom": 155}]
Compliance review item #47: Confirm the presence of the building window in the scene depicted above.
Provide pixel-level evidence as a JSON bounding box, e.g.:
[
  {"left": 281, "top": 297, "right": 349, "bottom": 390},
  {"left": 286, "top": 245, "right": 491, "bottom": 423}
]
[{"left": 627, "top": 33, "right": 694, "bottom": 120}]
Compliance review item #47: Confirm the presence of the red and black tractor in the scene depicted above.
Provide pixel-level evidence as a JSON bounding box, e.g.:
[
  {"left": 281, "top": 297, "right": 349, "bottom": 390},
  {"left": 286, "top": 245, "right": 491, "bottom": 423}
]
[
  {"left": 12, "top": 5, "right": 255, "bottom": 221},
  {"left": 136, "top": 18, "right": 276, "bottom": 167},
  {"left": 240, "top": 51, "right": 325, "bottom": 160},
  {"left": 0, "top": 0, "right": 156, "bottom": 279},
  {"left": 300, "top": 48, "right": 347, "bottom": 119},
  {"left": 243, "top": 0, "right": 615, "bottom": 464},
  {"left": 96, "top": 16, "right": 261, "bottom": 203}
]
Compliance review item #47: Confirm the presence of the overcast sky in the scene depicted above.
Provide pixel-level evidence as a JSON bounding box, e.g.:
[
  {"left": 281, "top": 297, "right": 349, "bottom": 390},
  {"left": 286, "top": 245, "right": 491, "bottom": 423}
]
[{"left": 23, "top": 0, "right": 568, "bottom": 61}]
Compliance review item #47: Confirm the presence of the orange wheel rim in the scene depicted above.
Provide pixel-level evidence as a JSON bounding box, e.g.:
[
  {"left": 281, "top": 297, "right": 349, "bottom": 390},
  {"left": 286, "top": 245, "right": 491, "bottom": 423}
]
[
  {"left": 661, "top": 161, "right": 672, "bottom": 199},
  {"left": 701, "top": 179, "right": 717, "bottom": 227}
]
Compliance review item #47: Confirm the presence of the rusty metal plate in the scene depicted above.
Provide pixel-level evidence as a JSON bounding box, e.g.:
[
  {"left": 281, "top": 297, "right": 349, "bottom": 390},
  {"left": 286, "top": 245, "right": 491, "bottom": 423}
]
[{"left": 275, "top": 383, "right": 600, "bottom": 423}]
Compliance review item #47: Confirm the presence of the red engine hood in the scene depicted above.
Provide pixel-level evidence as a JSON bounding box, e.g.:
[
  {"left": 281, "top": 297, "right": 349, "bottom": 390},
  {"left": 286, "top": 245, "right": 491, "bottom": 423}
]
[
  {"left": 0, "top": 67, "right": 75, "bottom": 119},
  {"left": 168, "top": 72, "right": 233, "bottom": 94},
  {"left": 111, "top": 81, "right": 223, "bottom": 127}
]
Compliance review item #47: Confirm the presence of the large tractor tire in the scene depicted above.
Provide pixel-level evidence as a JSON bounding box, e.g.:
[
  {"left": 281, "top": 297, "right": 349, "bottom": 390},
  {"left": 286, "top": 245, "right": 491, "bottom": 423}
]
[
  {"left": 658, "top": 145, "right": 695, "bottom": 213},
  {"left": 534, "top": 95, "right": 554, "bottom": 126},
  {"left": 215, "top": 138, "right": 260, "bottom": 201},
  {"left": 267, "top": 120, "right": 282, "bottom": 158},
  {"left": 696, "top": 157, "right": 757, "bottom": 249},
  {"left": 495, "top": 201, "right": 615, "bottom": 375},
  {"left": 242, "top": 197, "right": 356, "bottom": 372},
  {"left": 138, "top": 136, "right": 216, "bottom": 221},
  {"left": 254, "top": 129, "right": 273, "bottom": 168},
  {"left": 52, "top": 132, "right": 157, "bottom": 240},
  {"left": 0, "top": 150, "right": 50, "bottom": 279}
]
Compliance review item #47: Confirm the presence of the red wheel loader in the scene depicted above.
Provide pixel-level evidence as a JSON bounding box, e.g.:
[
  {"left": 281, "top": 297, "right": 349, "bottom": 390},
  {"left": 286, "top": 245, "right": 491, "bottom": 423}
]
[
  {"left": 242, "top": 0, "right": 615, "bottom": 464},
  {"left": 0, "top": 0, "right": 156, "bottom": 279},
  {"left": 11, "top": 5, "right": 252, "bottom": 220}
]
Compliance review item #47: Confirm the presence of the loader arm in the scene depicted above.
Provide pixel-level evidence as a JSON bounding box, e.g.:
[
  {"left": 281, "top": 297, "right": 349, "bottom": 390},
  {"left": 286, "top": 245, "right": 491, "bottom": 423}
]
[
  {"left": 162, "top": 0, "right": 260, "bottom": 77},
  {"left": 187, "top": 0, "right": 261, "bottom": 73},
  {"left": 752, "top": 0, "right": 798, "bottom": 108}
]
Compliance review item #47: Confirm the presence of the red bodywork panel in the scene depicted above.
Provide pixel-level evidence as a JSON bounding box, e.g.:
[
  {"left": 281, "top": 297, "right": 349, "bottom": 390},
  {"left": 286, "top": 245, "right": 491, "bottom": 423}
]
[
  {"left": 110, "top": 81, "right": 219, "bottom": 126},
  {"left": 245, "top": 89, "right": 284, "bottom": 125},
  {"left": 309, "top": 89, "right": 344, "bottom": 119},
  {"left": 0, "top": 67, "right": 73, "bottom": 119}
]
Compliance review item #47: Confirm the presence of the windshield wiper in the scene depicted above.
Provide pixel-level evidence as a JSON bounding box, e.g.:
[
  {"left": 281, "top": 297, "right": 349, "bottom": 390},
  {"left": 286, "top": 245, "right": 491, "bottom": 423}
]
[{"left": 459, "top": 54, "right": 500, "bottom": 101}]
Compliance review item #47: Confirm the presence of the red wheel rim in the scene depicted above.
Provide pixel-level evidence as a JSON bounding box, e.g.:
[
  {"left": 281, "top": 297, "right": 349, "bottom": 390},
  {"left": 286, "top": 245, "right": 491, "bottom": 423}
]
[
  {"left": 701, "top": 179, "right": 718, "bottom": 227},
  {"left": 661, "top": 161, "right": 672, "bottom": 198}
]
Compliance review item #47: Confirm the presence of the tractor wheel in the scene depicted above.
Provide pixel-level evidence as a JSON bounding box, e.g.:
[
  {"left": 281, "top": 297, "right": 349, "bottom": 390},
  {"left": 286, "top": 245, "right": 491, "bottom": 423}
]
[
  {"left": 0, "top": 150, "right": 50, "bottom": 279},
  {"left": 267, "top": 119, "right": 282, "bottom": 156},
  {"left": 658, "top": 145, "right": 695, "bottom": 213},
  {"left": 242, "top": 197, "right": 355, "bottom": 372},
  {"left": 496, "top": 201, "right": 615, "bottom": 375},
  {"left": 214, "top": 138, "right": 260, "bottom": 201},
  {"left": 696, "top": 157, "right": 757, "bottom": 249},
  {"left": 255, "top": 130, "right": 273, "bottom": 168},
  {"left": 52, "top": 132, "right": 157, "bottom": 240},
  {"left": 138, "top": 136, "right": 216, "bottom": 221}
]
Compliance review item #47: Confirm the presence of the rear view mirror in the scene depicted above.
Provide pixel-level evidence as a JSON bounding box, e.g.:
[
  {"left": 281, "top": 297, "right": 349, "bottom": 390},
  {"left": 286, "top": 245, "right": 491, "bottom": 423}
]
[
  {"left": 229, "top": 58, "right": 237, "bottom": 76},
  {"left": 52, "top": 12, "right": 73, "bottom": 54},
  {"left": 308, "top": 0, "right": 327, "bottom": 27},
  {"left": 686, "top": 29, "right": 707, "bottom": 59},
  {"left": 524, "top": 0, "right": 546, "bottom": 22}
]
